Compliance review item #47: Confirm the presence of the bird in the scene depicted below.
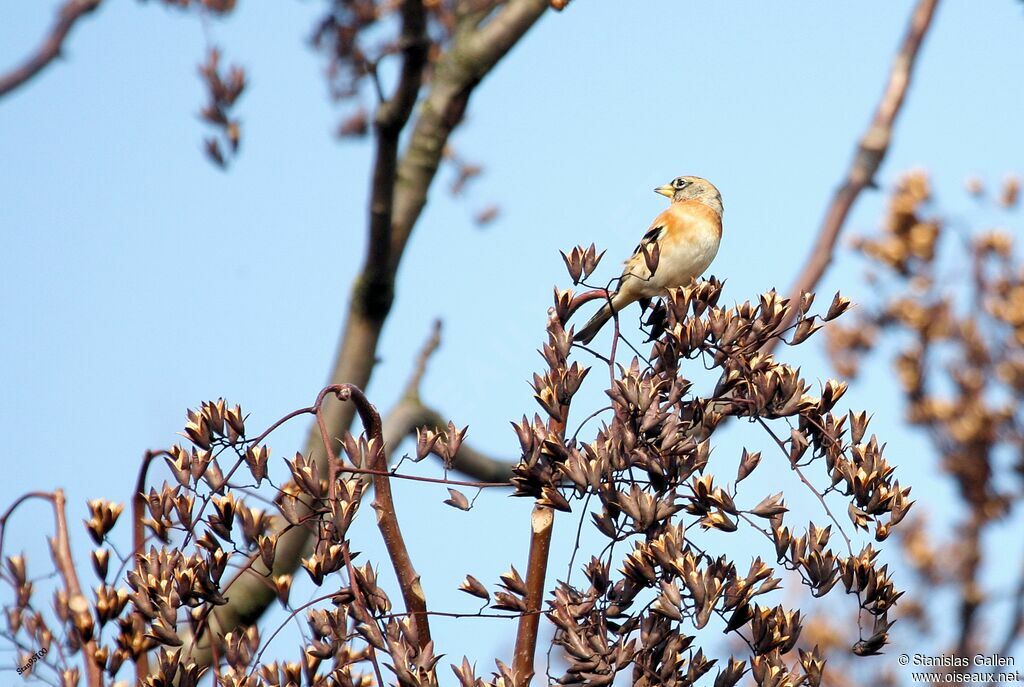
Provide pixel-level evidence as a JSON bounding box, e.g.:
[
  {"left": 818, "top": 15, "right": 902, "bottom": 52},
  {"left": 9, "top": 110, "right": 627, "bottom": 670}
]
[{"left": 572, "top": 176, "right": 724, "bottom": 345}]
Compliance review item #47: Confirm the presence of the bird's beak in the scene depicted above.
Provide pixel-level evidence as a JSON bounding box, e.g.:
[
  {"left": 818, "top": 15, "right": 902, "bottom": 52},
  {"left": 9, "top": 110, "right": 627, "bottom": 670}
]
[{"left": 654, "top": 184, "right": 674, "bottom": 198}]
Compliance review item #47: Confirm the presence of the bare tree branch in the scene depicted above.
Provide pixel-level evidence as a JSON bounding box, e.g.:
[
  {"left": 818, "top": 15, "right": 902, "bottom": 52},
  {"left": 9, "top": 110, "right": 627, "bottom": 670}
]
[
  {"left": 0, "top": 0, "right": 101, "bottom": 99},
  {"left": 387, "top": 404, "right": 517, "bottom": 483},
  {"left": 186, "top": 0, "right": 549, "bottom": 648},
  {"left": 309, "top": 0, "right": 548, "bottom": 478},
  {"left": 389, "top": 0, "right": 550, "bottom": 261},
  {"left": 50, "top": 490, "right": 102, "bottom": 687},
  {"left": 765, "top": 0, "right": 940, "bottom": 351},
  {"left": 381, "top": 320, "right": 517, "bottom": 482},
  {"left": 383, "top": 406, "right": 517, "bottom": 483},
  {"left": 364, "top": 0, "right": 429, "bottom": 310},
  {"left": 955, "top": 516, "right": 983, "bottom": 661}
]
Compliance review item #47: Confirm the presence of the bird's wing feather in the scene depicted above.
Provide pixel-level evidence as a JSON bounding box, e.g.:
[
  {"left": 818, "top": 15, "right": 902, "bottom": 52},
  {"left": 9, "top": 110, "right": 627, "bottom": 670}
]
[
  {"left": 622, "top": 206, "right": 679, "bottom": 272},
  {"left": 628, "top": 225, "right": 664, "bottom": 262}
]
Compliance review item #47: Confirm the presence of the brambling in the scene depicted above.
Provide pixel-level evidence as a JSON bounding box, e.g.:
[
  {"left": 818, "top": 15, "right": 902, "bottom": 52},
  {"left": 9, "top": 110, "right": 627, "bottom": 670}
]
[{"left": 573, "top": 176, "right": 724, "bottom": 344}]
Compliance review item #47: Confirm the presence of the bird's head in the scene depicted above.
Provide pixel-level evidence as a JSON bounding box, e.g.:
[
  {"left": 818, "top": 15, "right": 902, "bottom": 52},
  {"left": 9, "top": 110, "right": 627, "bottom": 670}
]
[{"left": 654, "top": 176, "right": 723, "bottom": 215}]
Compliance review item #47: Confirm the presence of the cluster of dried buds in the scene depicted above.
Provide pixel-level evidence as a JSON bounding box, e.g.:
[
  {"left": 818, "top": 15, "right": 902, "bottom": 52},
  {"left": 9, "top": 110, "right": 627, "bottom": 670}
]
[
  {"left": 2, "top": 238, "right": 913, "bottom": 687},
  {"left": 1, "top": 384, "right": 426, "bottom": 686},
  {"left": 5, "top": 524, "right": 140, "bottom": 684},
  {"left": 828, "top": 170, "right": 1024, "bottom": 516},
  {"left": 198, "top": 48, "right": 246, "bottom": 168},
  {"left": 823, "top": 170, "right": 1023, "bottom": 668},
  {"left": 128, "top": 1, "right": 244, "bottom": 166},
  {"left": 312, "top": 0, "right": 464, "bottom": 131},
  {"left": 499, "top": 249, "right": 913, "bottom": 686}
]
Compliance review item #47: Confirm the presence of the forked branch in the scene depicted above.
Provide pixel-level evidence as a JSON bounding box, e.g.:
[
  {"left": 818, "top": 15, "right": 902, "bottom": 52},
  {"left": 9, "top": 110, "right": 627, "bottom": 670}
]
[{"left": 205, "top": 0, "right": 547, "bottom": 667}]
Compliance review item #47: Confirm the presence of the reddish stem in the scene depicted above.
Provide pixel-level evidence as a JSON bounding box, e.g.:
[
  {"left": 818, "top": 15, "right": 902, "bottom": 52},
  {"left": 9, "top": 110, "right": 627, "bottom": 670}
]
[
  {"left": 50, "top": 489, "right": 103, "bottom": 687},
  {"left": 335, "top": 383, "right": 433, "bottom": 650}
]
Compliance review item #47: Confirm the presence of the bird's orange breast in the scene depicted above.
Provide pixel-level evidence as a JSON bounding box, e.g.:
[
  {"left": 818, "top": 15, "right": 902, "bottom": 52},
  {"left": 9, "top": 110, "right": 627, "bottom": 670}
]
[{"left": 656, "top": 200, "right": 723, "bottom": 247}]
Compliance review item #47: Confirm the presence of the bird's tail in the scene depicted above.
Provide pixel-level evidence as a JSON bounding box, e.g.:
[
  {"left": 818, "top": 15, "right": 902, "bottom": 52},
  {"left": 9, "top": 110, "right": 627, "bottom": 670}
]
[{"left": 573, "top": 302, "right": 615, "bottom": 345}]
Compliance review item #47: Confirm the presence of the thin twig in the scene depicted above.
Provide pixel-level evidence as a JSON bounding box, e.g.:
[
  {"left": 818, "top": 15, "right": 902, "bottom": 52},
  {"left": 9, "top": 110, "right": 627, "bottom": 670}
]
[
  {"left": 0, "top": 491, "right": 54, "bottom": 576},
  {"left": 757, "top": 418, "right": 854, "bottom": 555},
  {"left": 765, "top": 0, "right": 940, "bottom": 353},
  {"left": 247, "top": 591, "right": 337, "bottom": 678},
  {"left": 339, "top": 464, "right": 509, "bottom": 489},
  {"left": 404, "top": 318, "right": 443, "bottom": 399},
  {"left": 0, "top": 0, "right": 101, "bottom": 99},
  {"left": 382, "top": 321, "right": 516, "bottom": 483}
]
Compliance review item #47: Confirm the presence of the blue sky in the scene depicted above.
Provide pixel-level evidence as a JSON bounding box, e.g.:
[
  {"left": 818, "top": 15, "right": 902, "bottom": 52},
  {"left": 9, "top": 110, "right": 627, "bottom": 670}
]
[{"left": 2, "top": 0, "right": 1023, "bottom": 677}]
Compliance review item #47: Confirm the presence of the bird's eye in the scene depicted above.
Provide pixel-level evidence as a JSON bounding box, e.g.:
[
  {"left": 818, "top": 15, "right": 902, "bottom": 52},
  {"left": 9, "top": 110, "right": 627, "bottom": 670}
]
[{"left": 674, "top": 178, "right": 687, "bottom": 188}]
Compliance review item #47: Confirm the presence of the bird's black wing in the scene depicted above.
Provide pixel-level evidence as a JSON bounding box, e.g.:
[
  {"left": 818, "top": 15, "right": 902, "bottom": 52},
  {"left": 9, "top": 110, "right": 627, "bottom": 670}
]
[{"left": 631, "top": 225, "right": 664, "bottom": 258}]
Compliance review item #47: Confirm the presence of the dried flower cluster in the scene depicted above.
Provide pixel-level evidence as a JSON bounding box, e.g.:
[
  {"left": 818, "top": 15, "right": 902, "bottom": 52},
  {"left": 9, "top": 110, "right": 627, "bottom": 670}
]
[
  {"left": 311, "top": 0, "right": 466, "bottom": 129},
  {"left": 133, "top": 0, "right": 468, "bottom": 164},
  {"left": 505, "top": 255, "right": 910, "bottom": 687},
  {"left": 138, "top": 1, "right": 244, "bottom": 166},
  {"left": 823, "top": 170, "right": 1023, "bottom": 678},
  {"left": 2, "top": 251, "right": 911, "bottom": 687},
  {"left": 161, "top": 0, "right": 502, "bottom": 211},
  {"left": 197, "top": 48, "right": 246, "bottom": 168}
]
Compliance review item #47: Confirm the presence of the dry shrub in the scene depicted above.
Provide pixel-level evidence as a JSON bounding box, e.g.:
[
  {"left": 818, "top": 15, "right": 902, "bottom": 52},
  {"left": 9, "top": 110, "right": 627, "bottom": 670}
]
[{"left": 2, "top": 249, "right": 913, "bottom": 687}]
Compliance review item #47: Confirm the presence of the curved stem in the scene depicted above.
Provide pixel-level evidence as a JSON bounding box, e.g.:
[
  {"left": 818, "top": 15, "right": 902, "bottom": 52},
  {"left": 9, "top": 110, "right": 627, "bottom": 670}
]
[
  {"left": 0, "top": 0, "right": 100, "bottom": 99},
  {"left": 337, "top": 383, "right": 433, "bottom": 650}
]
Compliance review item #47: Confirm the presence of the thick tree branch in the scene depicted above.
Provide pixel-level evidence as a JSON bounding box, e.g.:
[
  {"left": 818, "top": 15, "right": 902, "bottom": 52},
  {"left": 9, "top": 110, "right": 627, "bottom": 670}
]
[
  {"left": 181, "top": 0, "right": 547, "bottom": 668},
  {"left": 310, "top": 0, "right": 547, "bottom": 483},
  {"left": 365, "top": 0, "right": 429, "bottom": 308},
  {"left": 0, "top": 0, "right": 101, "bottom": 99},
  {"left": 389, "top": 0, "right": 550, "bottom": 263},
  {"left": 386, "top": 404, "right": 517, "bottom": 483},
  {"left": 765, "top": 0, "right": 939, "bottom": 351},
  {"left": 955, "top": 515, "right": 983, "bottom": 661},
  {"left": 997, "top": 549, "right": 1024, "bottom": 659}
]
